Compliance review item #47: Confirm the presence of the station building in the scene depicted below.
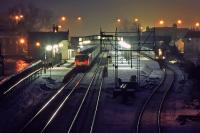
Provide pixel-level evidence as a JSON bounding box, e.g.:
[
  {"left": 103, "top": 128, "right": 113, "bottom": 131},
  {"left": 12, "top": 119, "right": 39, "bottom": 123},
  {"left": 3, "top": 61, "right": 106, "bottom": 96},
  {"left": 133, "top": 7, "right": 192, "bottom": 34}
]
[
  {"left": 28, "top": 31, "right": 74, "bottom": 63},
  {"left": 0, "top": 24, "right": 27, "bottom": 57},
  {"left": 183, "top": 30, "right": 200, "bottom": 64}
]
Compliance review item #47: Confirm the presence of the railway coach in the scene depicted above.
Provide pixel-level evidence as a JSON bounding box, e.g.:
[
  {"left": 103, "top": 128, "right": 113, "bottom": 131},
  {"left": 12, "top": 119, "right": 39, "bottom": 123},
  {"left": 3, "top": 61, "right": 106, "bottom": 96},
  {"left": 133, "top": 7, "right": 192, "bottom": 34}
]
[{"left": 75, "top": 46, "right": 100, "bottom": 68}]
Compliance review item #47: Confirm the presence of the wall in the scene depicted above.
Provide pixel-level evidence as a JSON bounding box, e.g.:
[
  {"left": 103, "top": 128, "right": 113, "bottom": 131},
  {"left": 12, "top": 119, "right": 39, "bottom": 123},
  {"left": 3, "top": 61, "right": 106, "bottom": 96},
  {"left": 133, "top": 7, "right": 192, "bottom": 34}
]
[{"left": 184, "top": 38, "right": 200, "bottom": 64}]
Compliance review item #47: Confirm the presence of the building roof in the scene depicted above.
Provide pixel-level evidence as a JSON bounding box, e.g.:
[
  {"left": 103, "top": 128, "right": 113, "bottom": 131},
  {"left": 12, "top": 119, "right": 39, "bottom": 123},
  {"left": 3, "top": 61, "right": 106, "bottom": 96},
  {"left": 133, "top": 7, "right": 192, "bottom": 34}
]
[{"left": 185, "top": 30, "right": 200, "bottom": 38}]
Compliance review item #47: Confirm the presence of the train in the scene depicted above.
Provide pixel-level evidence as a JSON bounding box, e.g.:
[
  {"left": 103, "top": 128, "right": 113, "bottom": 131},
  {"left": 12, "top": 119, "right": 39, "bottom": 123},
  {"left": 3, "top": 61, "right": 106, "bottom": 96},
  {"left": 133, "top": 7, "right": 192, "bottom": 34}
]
[{"left": 75, "top": 45, "right": 100, "bottom": 68}]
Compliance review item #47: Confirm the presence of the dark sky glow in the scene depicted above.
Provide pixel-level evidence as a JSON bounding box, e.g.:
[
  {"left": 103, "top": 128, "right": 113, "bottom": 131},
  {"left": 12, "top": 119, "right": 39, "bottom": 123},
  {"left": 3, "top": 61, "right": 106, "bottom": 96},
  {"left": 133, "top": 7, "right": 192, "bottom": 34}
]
[{"left": 1, "top": 0, "right": 200, "bottom": 35}]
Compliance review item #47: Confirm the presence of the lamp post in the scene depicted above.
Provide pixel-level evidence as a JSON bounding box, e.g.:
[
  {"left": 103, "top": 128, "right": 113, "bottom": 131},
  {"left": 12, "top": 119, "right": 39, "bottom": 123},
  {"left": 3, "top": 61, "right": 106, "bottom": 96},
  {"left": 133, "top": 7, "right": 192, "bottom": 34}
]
[
  {"left": 177, "top": 19, "right": 182, "bottom": 28},
  {"left": 134, "top": 18, "right": 139, "bottom": 23},
  {"left": 196, "top": 22, "right": 200, "bottom": 27},
  {"left": 61, "top": 16, "right": 66, "bottom": 21},
  {"left": 195, "top": 22, "right": 200, "bottom": 30},
  {"left": 59, "top": 16, "right": 67, "bottom": 31},
  {"left": 36, "top": 42, "right": 40, "bottom": 47},
  {"left": 113, "top": 18, "right": 121, "bottom": 29},
  {"left": 117, "top": 18, "right": 121, "bottom": 23},
  {"left": 159, "top": 20, "right": 165, "bottom": 26},
  {"left": 177, "top": 19, "right": 182, "bottom": 25},
  {"left": 13, "top": 14, "right": 24, "bottom": 24},
  {"left": 45, "top": 45, "right": 53, "bottom": 78},
  {"left": 77, "top": 16, "right": 82, "bottom": 21}
]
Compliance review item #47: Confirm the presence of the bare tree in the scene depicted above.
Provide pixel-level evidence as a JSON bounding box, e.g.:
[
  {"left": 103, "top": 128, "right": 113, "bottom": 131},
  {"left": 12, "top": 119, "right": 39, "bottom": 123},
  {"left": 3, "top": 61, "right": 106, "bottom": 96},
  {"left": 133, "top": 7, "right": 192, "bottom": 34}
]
[
  {"left": 8, "top": 3, "right": 55, "bottom": 32},
  {"left": 118, "top": 19, "right": 139, "bottom": 32}
]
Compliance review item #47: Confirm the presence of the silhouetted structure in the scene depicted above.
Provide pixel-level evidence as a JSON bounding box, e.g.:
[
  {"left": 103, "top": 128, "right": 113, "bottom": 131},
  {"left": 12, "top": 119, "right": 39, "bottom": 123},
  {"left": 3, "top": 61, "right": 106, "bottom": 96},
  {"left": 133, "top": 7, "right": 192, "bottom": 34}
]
[{"left": 28, "top": 31, "right": 70, "bottom": 64}]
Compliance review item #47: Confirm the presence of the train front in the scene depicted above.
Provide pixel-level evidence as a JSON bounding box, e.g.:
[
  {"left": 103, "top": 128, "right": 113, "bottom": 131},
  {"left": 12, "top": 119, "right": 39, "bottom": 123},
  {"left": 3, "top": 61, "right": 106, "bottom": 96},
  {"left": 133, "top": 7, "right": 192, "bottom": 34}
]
[{"left": 75, "top": 54, "right": 90, "bottom": 69}]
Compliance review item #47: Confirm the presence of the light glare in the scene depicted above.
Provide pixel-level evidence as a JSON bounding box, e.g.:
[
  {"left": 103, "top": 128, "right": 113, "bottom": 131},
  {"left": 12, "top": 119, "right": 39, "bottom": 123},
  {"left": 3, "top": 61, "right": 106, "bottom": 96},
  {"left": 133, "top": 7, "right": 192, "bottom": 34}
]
[
  {"left": 118, "top": 41, "right": 131, "bottom": 49},
  {"left": 46, "top": 45, "right": 52, "bottom": 51}
]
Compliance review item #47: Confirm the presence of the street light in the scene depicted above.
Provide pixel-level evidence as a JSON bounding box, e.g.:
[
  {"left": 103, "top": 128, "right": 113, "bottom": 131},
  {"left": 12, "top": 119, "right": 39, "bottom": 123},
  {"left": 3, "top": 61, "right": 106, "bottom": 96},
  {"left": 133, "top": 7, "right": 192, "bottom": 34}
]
[
  {"left": 19, "top": 15, "right": 24, "bottom": 19},
  {"left": 177, "top": 19, "right": 182, "bottom": 25},
  {"left": 15, "top": 16, "right": 20, "bottom": 21},
  {"left": 19, "top": 38, "right": 25, "bottom": 45},
  {"left": 159, "top": 20, "right": 165, "bottom": 26},
  {"left": 58, "top": 25, "right": 62, "bottom": 29},
  {"left": 176, "top": 19, "right": 182, "bottom": 27},
  {"left": 195, "top": 22, "right": 200, "bottom": 28},
  {"left": 61, "top": 16, "right": 66, "bottom": 21},
  {"left": 117, "top": 18, "right": 121, "bottom": 23},
  {"left": 13, "top": 14, "right": 24, "bottom": 23},
  {"left": 46, "top": 45, "right": 53, "bottom": 51},
  {"left": 35, "top": 42, "right": 41, "bottom": 48},
  {"left": 77, "top": 16, "right": 82, "bottom": 21},
  {"left": 59, "top": 43, "right": 64, "bottom": 48},
  {"left": 134, "top": 18, "right": 139, "bottom": 22},
  {"left": 140, "top": 26, "right": 145, "bottom": 31}
]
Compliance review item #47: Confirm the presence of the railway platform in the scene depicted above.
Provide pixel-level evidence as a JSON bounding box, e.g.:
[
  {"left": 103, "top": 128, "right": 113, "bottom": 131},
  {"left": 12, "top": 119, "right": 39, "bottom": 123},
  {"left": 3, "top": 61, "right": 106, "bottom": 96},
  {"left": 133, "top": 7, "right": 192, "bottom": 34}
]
[{"left": 41, "top": 58, "right": 75, "bottom": 82}]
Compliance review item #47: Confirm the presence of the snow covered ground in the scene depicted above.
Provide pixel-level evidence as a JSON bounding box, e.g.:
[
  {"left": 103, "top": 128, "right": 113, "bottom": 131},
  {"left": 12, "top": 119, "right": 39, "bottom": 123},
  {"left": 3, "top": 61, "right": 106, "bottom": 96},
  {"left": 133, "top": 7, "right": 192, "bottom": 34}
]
[
  {"left": 96, "top": 51, "right": 199, "bottom": 133},
  {"left": 0, "top": 61, "right": 74, "bottom": 133},
  {"left": 161, "top": 64, "right": 200, "bottom": 133},
  {"left": 0, "top": 51, "right": 199, "bottom": 133},
  {"left": 104, "top": 52, "right": 163, "bottom": 89},
  {"left": 95, "top": 51, "right": 164, "bottom": 133}
]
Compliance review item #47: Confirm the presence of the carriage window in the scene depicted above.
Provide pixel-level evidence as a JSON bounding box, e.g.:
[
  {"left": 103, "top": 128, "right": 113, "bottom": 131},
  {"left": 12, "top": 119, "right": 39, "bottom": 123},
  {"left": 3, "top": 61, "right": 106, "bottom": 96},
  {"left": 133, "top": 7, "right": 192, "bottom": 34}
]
[{"left": 75, "top": 55, "right": 88, "bottom": 61}]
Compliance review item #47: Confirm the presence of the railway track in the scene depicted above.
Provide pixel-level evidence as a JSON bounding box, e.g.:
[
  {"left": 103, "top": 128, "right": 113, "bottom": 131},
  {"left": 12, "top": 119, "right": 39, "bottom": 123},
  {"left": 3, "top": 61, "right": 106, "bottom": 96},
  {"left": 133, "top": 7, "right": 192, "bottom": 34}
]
[
  {"left": 2, "top": 68, "right": 42, "bottom": 96},
  {"left": 18, "top": 54, "right": 106, "bottom": 133},
  {"left": 18, "top": 73, "right": 85, "bottom": 133},
  {"left": 136, "top": 67, "right": 175, "bottom": 133},
  {"left": 66, "top": 66, "right": 104, "bottom": 133},
  {"left": 42, "top": 54, "right": 105, "bottom": 133}
]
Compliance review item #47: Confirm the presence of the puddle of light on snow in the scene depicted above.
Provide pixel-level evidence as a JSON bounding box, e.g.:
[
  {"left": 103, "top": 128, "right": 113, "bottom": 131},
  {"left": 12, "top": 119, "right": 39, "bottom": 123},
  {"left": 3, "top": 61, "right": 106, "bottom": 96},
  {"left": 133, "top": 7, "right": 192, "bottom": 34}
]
[{"left": 16, "top": 60, "right": 29, "bottom": 72}]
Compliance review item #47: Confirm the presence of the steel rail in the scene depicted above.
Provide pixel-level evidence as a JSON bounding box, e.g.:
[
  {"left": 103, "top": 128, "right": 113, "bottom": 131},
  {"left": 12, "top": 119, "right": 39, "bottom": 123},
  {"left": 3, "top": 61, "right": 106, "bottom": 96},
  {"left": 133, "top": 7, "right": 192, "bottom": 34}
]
[
  {"left": 89, "top": 68, "right": 104, "bottom": 133},
  {"left": 40, "top": 73, "right": 85, "bottom": 133},
  {"left": 136, "top": 68, "right": 167, "bottom": 133},
  {"left": 67, "top": 64, "right": 102, "bottom": 133},
  {"left": 157, "top": 68, "right": 175, "bottom": 133},
  {"left": 67, "top": 54, "right": 105, "bottom": 133},
  {"left": 18, "top": 73, "right": 81, "bottom": 133},
  {"left": 3, "top": 68, "right": 42, "bottom": 95},
  {"left": 136, "top": 67, "right": 175, "bottom": 133}
]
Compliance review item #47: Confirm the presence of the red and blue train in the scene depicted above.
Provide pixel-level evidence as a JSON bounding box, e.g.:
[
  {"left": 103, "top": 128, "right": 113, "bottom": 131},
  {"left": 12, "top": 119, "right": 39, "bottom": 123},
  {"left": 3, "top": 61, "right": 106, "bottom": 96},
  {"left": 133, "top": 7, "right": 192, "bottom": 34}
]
[{"left": 75, "top": 46, "right": 100, "bottom": 68}]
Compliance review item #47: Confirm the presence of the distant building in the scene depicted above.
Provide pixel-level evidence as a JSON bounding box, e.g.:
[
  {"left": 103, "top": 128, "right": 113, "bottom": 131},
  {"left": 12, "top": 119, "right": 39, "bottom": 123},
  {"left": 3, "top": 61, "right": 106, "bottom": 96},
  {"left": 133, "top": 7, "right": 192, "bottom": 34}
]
[
  {"left": 183, "top": 30, "right": 200, "bottom": 64},
  {"left": 28, "top": 31, "right": 73, "bottom": 62},
  {"left": 153, "top": 26, "right": 188, "bottom": 39},
  {"left": 71, "top": 35, "right": 100, "bottom": 53},
  {"left": 0, "top": 24, "right": 27, "bottom": 57},
  {"left": 144, "top": 26, "right": 189, "bottom": 46}
]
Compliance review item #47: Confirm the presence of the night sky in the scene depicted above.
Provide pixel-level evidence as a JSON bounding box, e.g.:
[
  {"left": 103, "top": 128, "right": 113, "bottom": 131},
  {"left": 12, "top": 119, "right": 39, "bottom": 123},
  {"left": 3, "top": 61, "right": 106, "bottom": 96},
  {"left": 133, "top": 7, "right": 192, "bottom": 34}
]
[{"left": 1, "top": 0, "right": 200, "bottom": 35}]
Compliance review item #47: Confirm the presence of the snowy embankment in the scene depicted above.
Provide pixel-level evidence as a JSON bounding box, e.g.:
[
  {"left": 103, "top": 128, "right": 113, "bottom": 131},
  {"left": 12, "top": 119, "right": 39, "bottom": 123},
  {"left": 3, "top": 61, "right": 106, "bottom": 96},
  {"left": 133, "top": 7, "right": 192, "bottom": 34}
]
[{"left": 0, "top": 65, "right": 74, "bottom": 133}]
